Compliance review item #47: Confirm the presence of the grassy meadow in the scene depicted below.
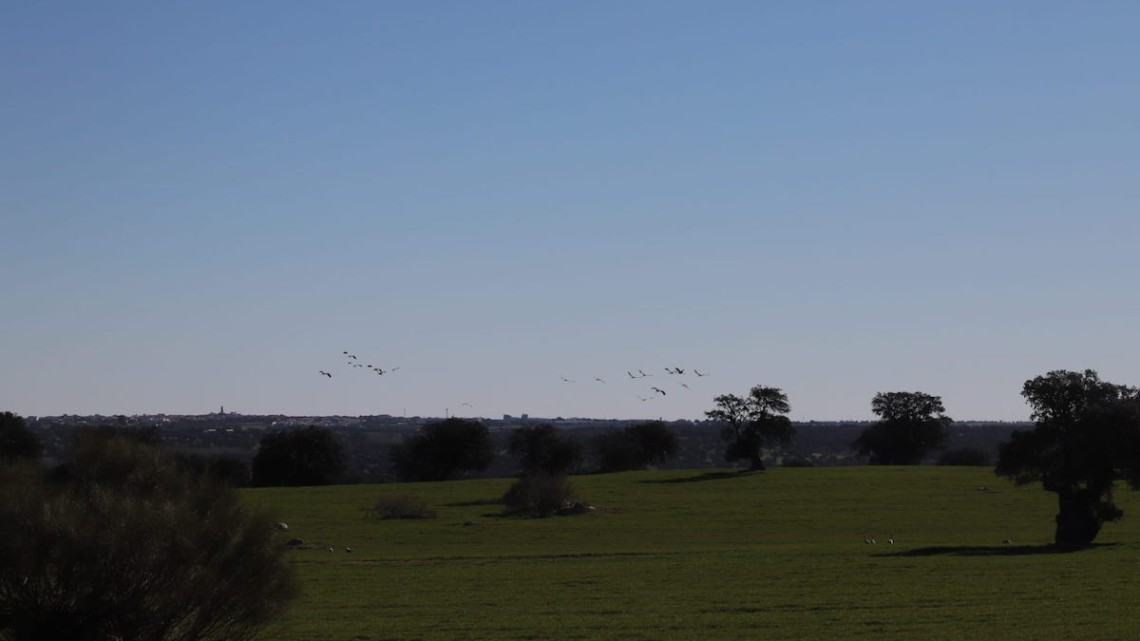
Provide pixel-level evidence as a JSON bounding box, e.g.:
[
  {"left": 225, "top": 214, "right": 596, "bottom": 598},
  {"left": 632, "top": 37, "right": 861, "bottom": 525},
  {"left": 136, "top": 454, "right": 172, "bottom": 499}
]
[{"left": 243, "top": 467, "right": 1140, "bottom": 640}]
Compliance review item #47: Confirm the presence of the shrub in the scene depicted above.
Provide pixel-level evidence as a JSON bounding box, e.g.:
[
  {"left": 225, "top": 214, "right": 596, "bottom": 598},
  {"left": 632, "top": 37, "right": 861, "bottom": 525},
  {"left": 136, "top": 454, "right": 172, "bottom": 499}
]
[
  {"left": 0, "top": 432, "right": 297, "bottom": 641},
  {"left": 502, "top": 473, "right": 576, "bottom": 517},
  {"left": 369, "top": 495, "right": 437, "bottom": 520}
]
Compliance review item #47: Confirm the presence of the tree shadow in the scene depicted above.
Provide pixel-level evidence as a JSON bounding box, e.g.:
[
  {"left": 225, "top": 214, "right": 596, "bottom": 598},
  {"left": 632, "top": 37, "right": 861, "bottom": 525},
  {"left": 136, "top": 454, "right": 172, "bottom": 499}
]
[
  {"left": 640, "top": 470, "right": 756, "bottom": 484},
  {"left": 879, "top": 543, "right": 1119, "bottom": 557}
]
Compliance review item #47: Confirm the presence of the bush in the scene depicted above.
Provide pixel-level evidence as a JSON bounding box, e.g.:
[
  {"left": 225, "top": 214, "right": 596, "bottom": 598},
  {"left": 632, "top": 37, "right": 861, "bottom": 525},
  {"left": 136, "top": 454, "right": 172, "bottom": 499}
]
[
  {"left": 369, "top": 495, "right": 437, "bottom": 520},
  {"left": 502, "top": 473, "right": 576, "bottom": 517},
  {"left": 0, "top": 432, "right": 297, "bottom": 641}
]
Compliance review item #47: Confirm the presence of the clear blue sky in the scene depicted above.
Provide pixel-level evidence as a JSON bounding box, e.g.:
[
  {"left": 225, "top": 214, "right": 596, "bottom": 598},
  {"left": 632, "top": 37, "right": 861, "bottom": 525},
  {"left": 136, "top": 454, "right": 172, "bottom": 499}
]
[{"left": 3, "top": 1, "right": 1138, "bottom": 421}]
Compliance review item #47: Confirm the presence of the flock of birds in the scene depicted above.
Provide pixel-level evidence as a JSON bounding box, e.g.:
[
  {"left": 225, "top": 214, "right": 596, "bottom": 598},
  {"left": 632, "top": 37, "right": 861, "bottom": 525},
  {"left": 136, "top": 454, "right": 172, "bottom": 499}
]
[
  {"left": 319, "top": 351, "right": 401, "bottom": 380},
  {"left": 318, "top": 350, "right": 711, "bottom": 412},
  {"left": 559, "top": 366, "right": 709, "bottom": 403}
]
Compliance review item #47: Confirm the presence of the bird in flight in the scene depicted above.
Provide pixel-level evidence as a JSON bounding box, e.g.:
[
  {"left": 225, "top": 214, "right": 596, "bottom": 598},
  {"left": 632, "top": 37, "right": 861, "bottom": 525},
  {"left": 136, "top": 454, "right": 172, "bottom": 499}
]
[
  {"left": 561, "top": 376, "right": 575, "bottom": 383},
  {"left": 344, "top": 352, "right": 357, "bottom": 360},
  {"left": 651, "top": 386, "right": 666, "bottom": 396},
  {"left": 319, "top": 370, "right": 332, "bottom": 378},
  {"left": 638, "top": 369, "right": 652, "bottom": 378},
  {"left": 594, "top": 377, "right": 607, "bottom": 384},
  {"left": 680, "top": 383, "right": 690, "bottom": 390},
  {"left": 627, "top": 371, "right": 638, "bottom": 379},
  {"left": 693, "top": 369, "right": 706, "bottom": 377}
]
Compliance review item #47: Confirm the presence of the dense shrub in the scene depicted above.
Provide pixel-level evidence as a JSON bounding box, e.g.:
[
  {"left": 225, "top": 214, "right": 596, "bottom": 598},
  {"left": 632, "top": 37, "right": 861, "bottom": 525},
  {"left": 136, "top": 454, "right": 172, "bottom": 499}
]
[
  {"left": 369, "top": 495, "right": 437, "bottom": 520},
  {"left": 0, "top": 432, "right": 297, "bottom": 641},
  {"left": 502, "top": 473, "right": 576, "bottom": 517}
]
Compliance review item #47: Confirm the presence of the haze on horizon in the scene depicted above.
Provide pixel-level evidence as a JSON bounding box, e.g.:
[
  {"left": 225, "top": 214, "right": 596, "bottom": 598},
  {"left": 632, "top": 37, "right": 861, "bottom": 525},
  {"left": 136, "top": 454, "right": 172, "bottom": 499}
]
[{"left": 3, "top": 2, "right": 1138, "bottom": 423}]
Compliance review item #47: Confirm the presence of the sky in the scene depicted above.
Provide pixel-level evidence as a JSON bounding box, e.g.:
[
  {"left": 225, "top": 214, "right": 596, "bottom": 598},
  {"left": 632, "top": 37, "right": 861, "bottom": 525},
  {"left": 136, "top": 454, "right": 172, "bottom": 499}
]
[{"left": 3, "top": 1, "right": 1139, "bottom": 422}]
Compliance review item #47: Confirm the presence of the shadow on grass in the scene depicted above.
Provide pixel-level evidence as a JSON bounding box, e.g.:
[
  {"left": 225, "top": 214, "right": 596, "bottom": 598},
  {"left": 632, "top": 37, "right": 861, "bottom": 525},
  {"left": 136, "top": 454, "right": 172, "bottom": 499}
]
[
  {"left": 640, "top": 470, "right": 757, "bottom": 484},
  {"left": 443, "top": 498, "right": 503, "bottom": 508},
  {"left": 880, "top": 543, "right": 1118, "bottom": 557}
]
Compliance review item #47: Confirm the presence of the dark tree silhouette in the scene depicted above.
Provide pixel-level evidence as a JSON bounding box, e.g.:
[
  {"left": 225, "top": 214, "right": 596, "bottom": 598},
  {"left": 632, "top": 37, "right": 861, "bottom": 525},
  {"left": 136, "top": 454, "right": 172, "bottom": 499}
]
[
  {"left": 0, "top": 431, "right": 296, "bottom": 641},
  {"left": 251, "top": 426, "right": 347, "bottom": 487},
  {"left": 705, "top": 386, "right": 793, "bottom": 470},
  {"left": 996, "top": 369, "right": 1140, "bottom": 547},
  {"left": 389, "top": 418, "right": 494, "bottom": 481},
  {"left": 0, "top": 411, "right": 41, "bottom": 464},
  {"left": 592, "top": 421, "right": 680, "bottom": 473},
  {"left": 508, "top": 424, "right": 583, "bottom": 476},
  {"left": 852, "top": 391, "right": 951, "bottom": 465}
]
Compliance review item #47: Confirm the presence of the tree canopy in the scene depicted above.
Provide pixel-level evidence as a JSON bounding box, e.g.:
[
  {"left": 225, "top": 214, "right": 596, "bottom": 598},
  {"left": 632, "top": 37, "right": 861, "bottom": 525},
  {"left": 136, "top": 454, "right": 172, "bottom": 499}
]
[
  {"left": 705, "top": 386, "right": 793, "bottom": 470},
  {"left": 251, "top": 426, "right": 347, "bottom": 487},
  {"left": 0, "top": 430, "right": 296, "bottom": 641},
  {"left": 0, "top": 411, "right": 41, "bottom": 464},
  {"left": 852, "top": 391, "right": 952, "bottom": 465},
  {"left": 996, "top": 369, "right": 1140, "bottom": 546},
  {"left": 592, "top": 421, "right": 680, "bottom": 473},
  {"left": 508, "top": 424, "right": 583, "bottom": 476},
  {"left": 390, "top": 418, "right": 494, "bottom": 482}
]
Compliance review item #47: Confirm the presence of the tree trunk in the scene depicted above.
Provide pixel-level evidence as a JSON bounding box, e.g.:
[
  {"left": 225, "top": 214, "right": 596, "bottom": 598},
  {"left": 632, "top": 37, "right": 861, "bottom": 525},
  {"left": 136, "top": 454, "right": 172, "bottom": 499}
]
[
  {"left": 749, "top": 454, "right": 765, "bottom": 471},
  {"left": 1054, "top": 492, "right": 1101, "bottom": 548}
]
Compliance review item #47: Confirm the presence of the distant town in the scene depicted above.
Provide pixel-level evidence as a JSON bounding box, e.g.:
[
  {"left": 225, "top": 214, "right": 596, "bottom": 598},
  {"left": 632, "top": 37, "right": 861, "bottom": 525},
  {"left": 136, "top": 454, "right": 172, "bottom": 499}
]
[{"left": 23, "top": 410, "right": 1029, "bottom": 482}]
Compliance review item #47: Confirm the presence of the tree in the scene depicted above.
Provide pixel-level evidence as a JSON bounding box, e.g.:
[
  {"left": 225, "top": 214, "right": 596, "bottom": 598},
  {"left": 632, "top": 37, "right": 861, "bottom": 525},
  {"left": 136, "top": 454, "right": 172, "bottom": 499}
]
[
  {"left": 705, "top": 386, "right": 794, "bottom": 470},
  {"left": 0, "top": 430, "right": 297, "bottom": 641},
  {"left": 251, "top": 426, "right": 347, "bottom": 487},
  {"left": 591, "top": 421, "right": 680, "bottom": 473},
  {"left": 0, "top": 411, "right": 41, "bottom": 464},
  {"left": 852, "top": 391, "right": 951, "bottom": 465},
  {"left": 389, "top": 418, "right": 494, "bottom": 482},
  {"left": 996, "top": 369, "right": 1140, "bottom": 547},
  {"left": 508, "top": 424, "right": 583, "bottom": 476}
]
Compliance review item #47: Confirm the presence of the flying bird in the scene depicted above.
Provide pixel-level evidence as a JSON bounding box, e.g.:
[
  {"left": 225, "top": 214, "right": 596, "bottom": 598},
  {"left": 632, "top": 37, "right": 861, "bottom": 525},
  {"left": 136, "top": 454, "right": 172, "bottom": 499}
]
[
  {"left": 638, "top": 369, "right": 652, "bottom": 378},
  {"left": 680, "top": 383, "right": 690, "bottom": 390},
  {"left": 693, "top": 369, "right": 706, "bottom": 377},
  {"left": 594, "top": 377, "right": 607, "bottom": 384},
  {"left": 319, "top": 371, "right": 332, "bottom": 378},
  {"left": 651, "top": 386, "right": 666, "bottom": 396},
  {"left": 560, "top": 376, "right": 575, "bottom": 383}
]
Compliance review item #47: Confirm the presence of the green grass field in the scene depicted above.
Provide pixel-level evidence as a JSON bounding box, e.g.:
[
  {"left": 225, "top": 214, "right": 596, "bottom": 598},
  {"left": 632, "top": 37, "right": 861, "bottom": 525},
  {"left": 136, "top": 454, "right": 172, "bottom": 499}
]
[{"left": 243, "top": 468, "right": 1140, "bottom": 640}]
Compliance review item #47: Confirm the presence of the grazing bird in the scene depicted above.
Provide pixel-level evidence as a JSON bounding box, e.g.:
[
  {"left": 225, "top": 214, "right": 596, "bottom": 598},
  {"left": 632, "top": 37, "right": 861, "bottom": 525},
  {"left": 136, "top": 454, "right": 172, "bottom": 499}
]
[
  {"left": 887, "top": 535, "right": 894, "bottom": 545},
  {"left": 651, "top": 386, "right": 666, "bottom": 396},
  {"left": 864, "top": 537, "right": 876, "bottom": 544},
  {"left": 319, "top": 371, "right": 332, "bottom": 378},
  {"left": 345, "top": 546, "right": 352, "bottom": 553},
  {"left": 327, "top": 546, "right": 334, "bottom": 552}
]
